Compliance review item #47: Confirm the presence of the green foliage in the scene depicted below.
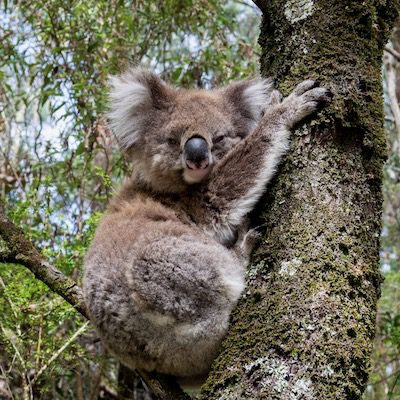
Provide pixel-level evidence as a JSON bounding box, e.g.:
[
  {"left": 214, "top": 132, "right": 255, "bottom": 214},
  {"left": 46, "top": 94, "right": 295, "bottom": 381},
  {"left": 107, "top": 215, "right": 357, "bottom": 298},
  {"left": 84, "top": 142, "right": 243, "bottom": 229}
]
[{"left": 0, "top": 262, "right": 86, "bottom": 397}]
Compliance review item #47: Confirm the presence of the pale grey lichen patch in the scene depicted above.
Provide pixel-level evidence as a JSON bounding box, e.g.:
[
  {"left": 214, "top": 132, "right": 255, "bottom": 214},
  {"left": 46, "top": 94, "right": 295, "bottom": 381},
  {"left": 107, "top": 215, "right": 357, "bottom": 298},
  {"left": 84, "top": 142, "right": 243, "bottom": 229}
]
[
  {"left": 279, "top": 257, "right": 302, "bottom": 276},
  {"left": 244, "top": 357, "right": 315, "bottom": 399},
  {"left": 284, "top": 0, "right": 314, "bottom": 23},
  {"left": 289, "top": 33, "right": 310, "bottom": 56},
  {"left": 245, "top": 357, "right": 289, "bottom": 392},
  {"left": 293, "top": 378, "right": 314, "bottom": 396},
  {"left": 246, "top": 260, "right": 266, "bottom": 281},
  {"left": 320, "top": 365, "right": 335, "bottom": 378},
  {"left": 216, "top": 386, "right": 245, "bottom": 400},
  {"left": 294, "top": 124, "right": 311, "bottom": 137}
]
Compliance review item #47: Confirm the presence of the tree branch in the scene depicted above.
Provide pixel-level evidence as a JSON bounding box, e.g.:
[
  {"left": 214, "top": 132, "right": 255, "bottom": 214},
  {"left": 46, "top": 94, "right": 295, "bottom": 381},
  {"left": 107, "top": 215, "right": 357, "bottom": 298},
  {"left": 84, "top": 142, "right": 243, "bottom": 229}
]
[
  {"left": 385, "top": 45, "right": 400, "bottom": 62},
  {"left": 0, "top": 209, "right": 88, "bottom": 318},
  {"left": 0, "top": 209, "right": 191, "bottom": 400}
]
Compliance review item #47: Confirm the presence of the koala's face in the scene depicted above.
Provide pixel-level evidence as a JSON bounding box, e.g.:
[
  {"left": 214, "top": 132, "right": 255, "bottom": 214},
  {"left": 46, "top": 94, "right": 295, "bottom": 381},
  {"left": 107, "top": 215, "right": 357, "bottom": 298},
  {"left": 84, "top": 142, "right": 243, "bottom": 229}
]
[{"left": 108, "top": 69, "right": 273, "bottom": 193}]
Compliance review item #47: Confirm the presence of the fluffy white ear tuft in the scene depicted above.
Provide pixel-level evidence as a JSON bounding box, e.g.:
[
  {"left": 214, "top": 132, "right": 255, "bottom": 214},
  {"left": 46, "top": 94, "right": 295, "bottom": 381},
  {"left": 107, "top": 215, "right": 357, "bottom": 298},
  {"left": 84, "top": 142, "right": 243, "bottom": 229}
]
[
  {"left": 241, "top": 78, "right": 275, "bottom": 120},
  {"left": 107, "top": 69, "right": 171, "bottom": 150}
]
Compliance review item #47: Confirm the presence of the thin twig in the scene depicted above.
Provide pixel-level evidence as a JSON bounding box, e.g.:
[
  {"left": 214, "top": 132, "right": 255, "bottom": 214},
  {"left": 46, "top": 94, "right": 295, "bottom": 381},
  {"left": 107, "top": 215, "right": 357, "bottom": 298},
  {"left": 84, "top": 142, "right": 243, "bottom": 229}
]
[
  {"left": 0, "top": 364, "right": 15, "bottom": 400},
  {"left": 30, "top": 321, "right": 90, "bottom": 385},
  {"left": 369, "top": 367, "right": 400, "bottom": 386},
  {"left": 0, "top": 324, "right": 30, "bottom": 400},
  {"left": 35, "top": 314, "right": 43, "bottom": 371},
  {"left": 385, "top": 45, "right": 400, "bottom": 61},
  {"left": 0, "top": 277, "right": 19, "bottom": 322}
]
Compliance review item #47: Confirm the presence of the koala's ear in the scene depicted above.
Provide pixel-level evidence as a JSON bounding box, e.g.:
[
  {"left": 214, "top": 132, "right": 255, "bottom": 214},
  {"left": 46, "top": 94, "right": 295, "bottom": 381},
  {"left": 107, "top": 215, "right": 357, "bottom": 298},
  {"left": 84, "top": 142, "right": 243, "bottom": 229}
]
[
  {"left": 223, "top": 78, "right": 274, "bottom": 122},
  {"left": 107, "top": 69, "right": 174, "bottom": 150}
]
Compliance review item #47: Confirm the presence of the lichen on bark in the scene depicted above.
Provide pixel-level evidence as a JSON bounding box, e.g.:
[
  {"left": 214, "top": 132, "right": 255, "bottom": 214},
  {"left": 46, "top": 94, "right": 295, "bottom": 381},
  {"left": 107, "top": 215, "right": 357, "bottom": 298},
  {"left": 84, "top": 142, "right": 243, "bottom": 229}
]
[{"left": 200, "top": 1, "right": 399, "bottom": 399}]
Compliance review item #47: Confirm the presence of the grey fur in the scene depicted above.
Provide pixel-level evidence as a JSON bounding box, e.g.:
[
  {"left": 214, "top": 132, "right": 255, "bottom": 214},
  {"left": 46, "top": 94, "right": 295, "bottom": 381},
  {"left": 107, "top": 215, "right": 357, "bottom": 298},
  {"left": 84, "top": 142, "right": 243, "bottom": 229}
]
[{"left": 83, "top": 70, "right": 330, "bottom": 380}]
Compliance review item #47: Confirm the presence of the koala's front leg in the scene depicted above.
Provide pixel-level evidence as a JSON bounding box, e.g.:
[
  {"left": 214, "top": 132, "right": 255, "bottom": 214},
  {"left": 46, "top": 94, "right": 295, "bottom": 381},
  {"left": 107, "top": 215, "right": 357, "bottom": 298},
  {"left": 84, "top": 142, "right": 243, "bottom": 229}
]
[{"left": 204, "top": 81, "right": 331, "bottom": 244}]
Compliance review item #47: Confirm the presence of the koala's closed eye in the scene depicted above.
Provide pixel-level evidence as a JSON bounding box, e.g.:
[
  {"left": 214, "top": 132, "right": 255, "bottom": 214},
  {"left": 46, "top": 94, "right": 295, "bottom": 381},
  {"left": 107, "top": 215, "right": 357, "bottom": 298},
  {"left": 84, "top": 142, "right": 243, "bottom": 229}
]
[
  {"left": 213, "top": 135, "right": 225, "bottom": 144},
  {"left": 166, "top": 128, "right": 186, "bottom": 146}
]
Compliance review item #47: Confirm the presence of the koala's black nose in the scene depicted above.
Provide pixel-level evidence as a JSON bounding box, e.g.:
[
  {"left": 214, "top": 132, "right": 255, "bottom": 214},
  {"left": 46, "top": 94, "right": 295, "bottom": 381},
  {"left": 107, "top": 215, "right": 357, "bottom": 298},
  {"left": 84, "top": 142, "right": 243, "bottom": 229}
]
[{"left": 184, "top": 137, "right": 209, "bottom": 169}]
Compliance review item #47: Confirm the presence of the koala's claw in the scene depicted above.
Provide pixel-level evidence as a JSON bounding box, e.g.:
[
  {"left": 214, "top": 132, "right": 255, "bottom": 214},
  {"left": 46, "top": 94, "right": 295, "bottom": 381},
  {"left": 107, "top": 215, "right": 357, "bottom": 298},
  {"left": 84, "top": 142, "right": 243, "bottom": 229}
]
[
  {"left": 294, "top": 80, "right": 320, "bottom": 96},
  {"left": 301, "top": 87, "right": 332, "bottom": 107},
  {"left": 283, "top": 81, "right": 331, "bottom": 127}
]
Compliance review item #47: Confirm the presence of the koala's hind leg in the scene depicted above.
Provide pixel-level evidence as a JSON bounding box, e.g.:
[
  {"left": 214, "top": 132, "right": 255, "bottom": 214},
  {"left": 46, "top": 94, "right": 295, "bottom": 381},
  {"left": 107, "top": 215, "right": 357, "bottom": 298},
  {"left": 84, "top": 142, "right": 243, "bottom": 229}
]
[
  {"left": 86, "top": 223, "right": 245, "bottom": 378},
  {"left": 126, "top": 229, "right": 245, "bottom": 376}
]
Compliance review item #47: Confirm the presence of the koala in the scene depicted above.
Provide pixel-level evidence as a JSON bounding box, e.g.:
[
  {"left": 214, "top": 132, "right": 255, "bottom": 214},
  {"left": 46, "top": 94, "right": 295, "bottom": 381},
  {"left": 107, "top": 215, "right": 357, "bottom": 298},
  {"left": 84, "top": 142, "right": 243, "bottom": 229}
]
[{"left": 83, "top": 69, "right": 330, "bottom": 383}]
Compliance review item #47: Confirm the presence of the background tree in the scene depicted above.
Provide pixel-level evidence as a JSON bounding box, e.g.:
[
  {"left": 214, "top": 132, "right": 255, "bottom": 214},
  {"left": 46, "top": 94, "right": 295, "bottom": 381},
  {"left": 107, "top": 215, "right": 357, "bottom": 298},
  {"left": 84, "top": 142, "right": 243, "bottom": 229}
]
[{"left": 365, "top": 19, "right": 400, "bottom": 400}]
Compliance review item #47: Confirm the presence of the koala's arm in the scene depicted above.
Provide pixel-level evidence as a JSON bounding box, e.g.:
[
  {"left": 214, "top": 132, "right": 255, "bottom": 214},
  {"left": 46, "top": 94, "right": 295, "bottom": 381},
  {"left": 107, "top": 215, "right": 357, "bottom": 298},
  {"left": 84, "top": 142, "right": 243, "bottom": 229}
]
[{"left": 203, "top": 81, "right": 330, "bottom": 243}]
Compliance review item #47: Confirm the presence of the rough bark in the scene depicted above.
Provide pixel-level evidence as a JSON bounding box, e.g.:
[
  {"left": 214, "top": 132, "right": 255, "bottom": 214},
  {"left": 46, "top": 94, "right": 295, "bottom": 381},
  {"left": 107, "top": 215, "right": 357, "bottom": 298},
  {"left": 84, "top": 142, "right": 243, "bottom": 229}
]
[
  {"left": 0, "top": 209, "right": 190, "bottom": 400},
  {"left": 200, "top": 1, "right": 399, "bottom": 399}
]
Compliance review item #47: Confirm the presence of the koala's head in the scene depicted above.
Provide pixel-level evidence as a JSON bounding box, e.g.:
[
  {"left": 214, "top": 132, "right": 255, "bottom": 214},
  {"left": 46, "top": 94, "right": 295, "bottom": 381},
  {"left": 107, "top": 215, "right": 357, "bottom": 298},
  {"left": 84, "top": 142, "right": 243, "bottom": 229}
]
[{"left": 108, "top": 69, "right": 273, "bottom": 193}]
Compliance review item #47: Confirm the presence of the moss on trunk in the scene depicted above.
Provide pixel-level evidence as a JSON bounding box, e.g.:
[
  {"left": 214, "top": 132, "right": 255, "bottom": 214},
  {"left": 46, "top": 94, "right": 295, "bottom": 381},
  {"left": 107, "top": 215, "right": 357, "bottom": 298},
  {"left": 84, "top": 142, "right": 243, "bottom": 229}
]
[{"left": 200, "top": 1, "right": 399, "bottom": 399}]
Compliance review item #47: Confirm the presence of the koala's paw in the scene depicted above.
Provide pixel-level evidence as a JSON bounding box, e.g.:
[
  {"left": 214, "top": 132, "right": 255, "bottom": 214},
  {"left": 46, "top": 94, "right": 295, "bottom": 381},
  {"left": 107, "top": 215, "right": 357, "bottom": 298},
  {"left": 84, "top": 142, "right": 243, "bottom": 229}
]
[{"left": 283, "top": 80, "right": 331, "bottom": 128}]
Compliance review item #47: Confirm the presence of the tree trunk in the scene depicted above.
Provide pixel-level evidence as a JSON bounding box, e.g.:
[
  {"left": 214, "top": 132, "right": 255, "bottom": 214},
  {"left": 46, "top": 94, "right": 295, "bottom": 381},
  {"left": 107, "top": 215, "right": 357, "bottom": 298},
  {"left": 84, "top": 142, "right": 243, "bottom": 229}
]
[{"left": 200, "top": 1, "right": 398, "bottom": 399}]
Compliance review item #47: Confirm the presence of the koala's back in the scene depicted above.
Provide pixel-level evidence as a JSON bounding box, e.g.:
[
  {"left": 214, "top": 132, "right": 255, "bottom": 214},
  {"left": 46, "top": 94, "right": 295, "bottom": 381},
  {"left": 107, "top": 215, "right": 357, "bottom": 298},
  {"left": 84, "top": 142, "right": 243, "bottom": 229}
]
[{"left": 83, "top": 184, "right": 245, "bottom": 377}]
